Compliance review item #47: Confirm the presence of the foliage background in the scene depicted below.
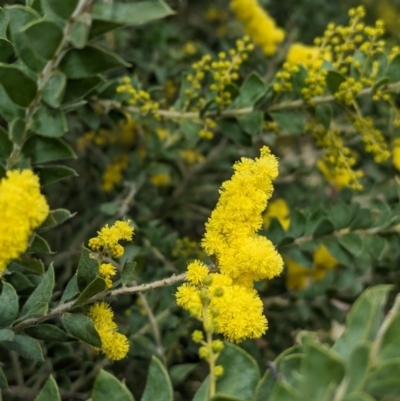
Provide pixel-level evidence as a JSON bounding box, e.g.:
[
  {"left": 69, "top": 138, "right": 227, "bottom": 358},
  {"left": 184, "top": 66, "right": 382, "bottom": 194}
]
[{"left": 1, "top": 0, "right": 400, "bottom": 400}]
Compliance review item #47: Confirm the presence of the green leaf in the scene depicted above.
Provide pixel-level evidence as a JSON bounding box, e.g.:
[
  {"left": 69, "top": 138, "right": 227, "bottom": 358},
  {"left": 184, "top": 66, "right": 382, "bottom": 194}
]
[
  {"left": 62, "top": 314, "right": 101, "bottom": 348},
  {"left": 0, "top": 367, "right": 8, "bottom": 389},
  {"left": 42, "top": 71, "right": 66, "bottom": 108},
  {"left": 10, "top": 255, "right": 45, "bottom": 275},
  {"left": 25, "top": 324, "right": 70, "bottom": 342},
  {"left": 0, "top": 282, "right": 19, "bottom": 329},
  {"left": 20, "top": 265, "right": 54, "bottom": 319},
  {"left": 31, "top": 106, "right": 67, "bottom": 138},
  {"left": 91, "top": 0, "right": 174, "bottom": 26},
  {"left": 218, "top": 118, "right": 251, "bottom": 146},
  {"left": 363, "top": 235, "right": 386, "bottom": 261},
  {"left": 22, "top": 136, "right": 77, "bottom": 164},
  {"left": 287, "top": 210, "right": 306, "bottom": 239},
  {"left": 0, "top": 9, "right": 9, "bottom": 37},
  {"left": 2, "top": 334, "right": 44, "bottom": 361},
  {"left": 0, "top": 63, "right": 37, "bottom": 107},
  {"left": 169, "top": 363, "right": 197, "bottom": 386},
  {"left": 141, "top": 356, "right": 173, "bottom": 401},
  {"left": 326, "top": 70, "right": 346, "bottom": 94},
  {"left": 346, "top": 342, "right": 371, "bottom": 393},
  {"left": 0, "top": 38, "right": 14, "bottom": 63},
  {"left": 34, "top": 375, "right": 61, "bottom": 401},
  {"left": 73, "top": 277, "right": 107, "bottom": 307},
  {"left": 269, "top": 382, "right": 299, "bottom": 401},
  {"left": 0, "top": 85, "right": 25, "bottom": 122},
  {"left": 323, "top": 237, "right": 352, "bottom": 266},
  {"left": 23, "top": 19, "right": 63, "bottom": 60},
  {"left": 0, "top": 329, "right": 14, "bottom": 342},
  {"left": 338, "top": 233, "right": 363, "bottom": 256},
  {"left": 386, "top": 54, "right": 400, "bottom": 83},
  {"left": 36, "top": 165, "right": 78, "bottom": 187},
  {"left": 211, "top": 396, "right": 245, "bottom": 401},
  {"left": 122, "top": 261, "right": 137, "bottom": 286},
  {"left": 377, "top": 311, "right": 400, "bottom": 362},
  {"left": 237, "top": 111, "right": 263, "bottom": 136},
  {"left": 45, "top": 0, "right": 79, "bottom": 19},
  {"left": 365, "top": 358, "right": 400, "bottom": 397},
  {"left": 283, "top": 247, "right": 314, "bottom": 269},
  {"left": 312, "top": 218, "right": 335, "bottom": 237},
  {"left": 28, "top": 234, "right": 52, "bottom": 254},
  {"left": 342, "top": 392, "right": 375, "bottom": 401},
  {"left": 70, "top": 16, "right": 89, "bottom": 49},
  {"left": 232, "top": 72, "right": 267, "bottom": 108},
  {"left": 0, "top": 127, "right": 12, "bottom": 159},
  {"left": 329, "top": 201, "right": 354, "bottom": 230},
  {"left": 63, "top": 76, "right": 104, "bottom": 103},
  {"left": 92, "top": 369, "right": 135, "bottom": 401},
  {"left": 270, "top": 111, "right": 305, "bottom": 134},
  {"left": 333, "top": 285, "right": 392, "bottom": 358},
  {"left": 8, "top": 272, "right": 34, "bottom": 292},
  {"left": 300, "top": 343, "right": 345, "bottom": 401},
  {"left": 217, "top": 343, "right": 260, "bottom": 401},
  {"left": 315, "top": 104, "right": 332, "bottom": 130},
  {"left": 7, "top": 6, "right": 45, "bottom": 72},
  {"left": 39, "top": 208, "right": 75, "bottom": 231},
  {"left": 77, "top": 246, "right": 99, "bottom": 292},
  {"left": 59, "top": 45, "right": 130, "bottom": 79},
  {"left": 89, "top": 19, "right": 122, "bottom": 39},
  {"left": 9, "top": 118, "right": 25, "bottom": 146},
  {"left": 60, "top": 275, "right": 79, "bottom": 303},
  {"left": 350, "top": 209, "right": 373, "bottom": 230}
]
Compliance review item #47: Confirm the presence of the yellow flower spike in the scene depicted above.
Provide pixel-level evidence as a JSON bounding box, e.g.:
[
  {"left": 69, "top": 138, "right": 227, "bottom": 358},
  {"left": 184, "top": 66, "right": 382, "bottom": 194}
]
[
  {"left": 99, "top": 263, "right": 117, "bottom": 289},
  {"left": 0, "top": 170, "right": 49, "bottom": 275},
  {"left": 88, "top": 302, "right": 129, "bottom": 361}
]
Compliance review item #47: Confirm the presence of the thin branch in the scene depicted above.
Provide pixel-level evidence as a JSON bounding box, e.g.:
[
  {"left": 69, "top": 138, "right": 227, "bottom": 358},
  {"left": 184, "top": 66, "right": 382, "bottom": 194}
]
[
  {"left": 96, "top": 81, "right": 400, "bottom": 122},
  {"left": 13, "top": 273, "right": 186, "bottom": 332}
]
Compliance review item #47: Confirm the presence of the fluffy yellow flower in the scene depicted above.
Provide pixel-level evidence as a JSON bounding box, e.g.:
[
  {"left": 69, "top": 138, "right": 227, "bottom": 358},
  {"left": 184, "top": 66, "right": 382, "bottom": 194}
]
[
  {"left": 150, "top": 173, "right": 170, "bottom": 187},
  {"left": 186, "top": 260, "right": 209, "bottom": 285},
  {"left": 202, "top": 146, "right": 283, "bottom": 283},
  {"left": 0, "top": 170, "right": 49, "bottom": 275},
  {"left": 88, "top": 302, "right": 129, "bottom": 361},
  {"left": 318, "top": 160, "right": 355, "bottom": 190},
  {"left": 99, "top": 263, "right": 117, "bottom": 289},
  {"left": 263, "top": 198, "right": 290, "bottom": 230},
  {"left": 89, "top": 220, "right": 134, "bottom": 258},
  {"left": 175, "top": 283, "right": 203, "bottom": 317},
  {"left": 286, "top": 43, "right": 326, "bottom": 69},
  {"left": 230, "top": 0, "right": 285, "bottom": 56}
]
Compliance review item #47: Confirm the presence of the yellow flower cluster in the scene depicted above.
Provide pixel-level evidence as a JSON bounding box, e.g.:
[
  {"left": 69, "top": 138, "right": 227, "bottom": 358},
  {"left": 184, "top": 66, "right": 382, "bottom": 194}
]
[
  {"left": 176, "top": 147, "right": 283, "bottom": 343},
  {"left": 101, "top": 155, "right": 129, "bottom": 192},
  {"left": 286, "top": 43, "right": 325, "bottom": 69},
  {"left": 88, "top": 302, "right": 129, "bottom": 361},
  {"left": 77, "top": 115, "right": 136, "bottom": 152},
  {"left": 180, "top": 149, "right": 205, "bottom": 165},
  {"left": 185, "top": 37, "right": 253, "bottom": 111},
  {"left": 99, "top": 263, "right": 117, "bottom": 289},
  {"left": 89, "top": 220, "right": 134, "bottom": 259},
  {"left": 286, "top": 245, "right": 338, "bottom": 290},
  {"left": 230, "top": 0, "right": 284, "bottom": 56},
  {"left": 117, "top": 77, "right": 160, "bottom": 116},
  {"left": 0, "top": 170, "right": 49, "bottom": 275},
  {"left": 263, "top": 199, "right": 338, "bottom": 290},
  {"left": 150, "top": 173, "right": 170, "bottom": 187}
]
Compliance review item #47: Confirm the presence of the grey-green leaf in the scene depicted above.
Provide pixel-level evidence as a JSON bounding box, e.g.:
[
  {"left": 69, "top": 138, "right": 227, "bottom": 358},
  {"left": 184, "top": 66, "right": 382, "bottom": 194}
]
[
  {"left": 34, "top": 375, "right": 61, "bottom": 401},
  {"left": 25, "top": 324, "right": 70, "bottom": 342},
  {"left": 62, "top": 313, "right": 101, "bottom": 348},
  {"left": 73, "top": 277, "right": 107, "bottom": 307},
  {"left": 31, "top": 106, "right": 67, "bottom": 138},
  {"left": 0, "top": 282, "right": 19, "bottom": 329},
  {"left": 77, "top": 246, "right": 99, "bottom": 292},
  {"left": 92, "top": 369, "right": 135, "bottom": 401},
  {"left": 141, "top": 356, "right": 173, "bottom": 401},
  {"left": 2, "top": 334, "right": 44, "bottom": 361},
  {"left": 20, "top": 265, "right": 54, "bottom": 318},
  {"left": 59, "top": 45, "right": 130, "bottom": 79}
]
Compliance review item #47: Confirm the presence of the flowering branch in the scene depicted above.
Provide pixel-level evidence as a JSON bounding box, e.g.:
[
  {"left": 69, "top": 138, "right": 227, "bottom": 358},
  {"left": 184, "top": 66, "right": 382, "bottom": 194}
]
[
  {"left": 95, "top": 81, "right": 400, "bottom": 121},
  {"left": 13, "top": 273, "right": 186, "bottom": 332}
]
